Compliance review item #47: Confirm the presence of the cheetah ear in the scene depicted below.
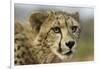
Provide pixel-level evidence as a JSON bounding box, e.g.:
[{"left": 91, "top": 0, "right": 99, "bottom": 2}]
[
  {"left": 29, "top": 12, "right": 48, "bottom": 32},
  {"left": 15, "top": 22, "right": 24, "bottom": 34},
  {"left": 72, "top": 12, "right": 79, "bottom": 22}
]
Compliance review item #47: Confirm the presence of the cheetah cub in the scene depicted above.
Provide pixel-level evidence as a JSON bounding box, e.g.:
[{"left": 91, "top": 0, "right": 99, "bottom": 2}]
[{"left": 14, "top": 10, "right": 81, "bottom": 65}]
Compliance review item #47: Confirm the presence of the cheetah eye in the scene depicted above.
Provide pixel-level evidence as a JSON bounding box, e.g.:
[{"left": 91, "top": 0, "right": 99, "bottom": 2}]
[
  {"left": 52, "top": 27, "right": 61, "bottom": 33},
  {"left": 71, "top": 26, "right": 78, "bottom": 33}
]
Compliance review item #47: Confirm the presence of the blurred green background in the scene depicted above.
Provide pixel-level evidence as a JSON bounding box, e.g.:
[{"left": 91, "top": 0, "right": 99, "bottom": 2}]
[
  {"left": 72, "top": 17, "right": 94, "bottom": 61},
  {"left": 15, "top": 4, "right": 94, "bottom": 62}
]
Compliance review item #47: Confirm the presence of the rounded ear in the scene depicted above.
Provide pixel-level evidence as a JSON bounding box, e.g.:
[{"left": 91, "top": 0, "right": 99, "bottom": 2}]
[
  {"left": 15, "top": 22, "right": 24, "bottom": 34},
  {"left": 72, "top": 12, "right": 79, "bottom": 22},
  {"left": 29, "top": 12, "right": 48, "bottom": 32}
]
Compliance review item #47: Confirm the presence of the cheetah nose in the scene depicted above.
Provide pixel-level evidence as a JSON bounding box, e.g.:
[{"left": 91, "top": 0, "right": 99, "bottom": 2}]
[{"left": 65, "top": 41, "right": 75, "bottom": 49}]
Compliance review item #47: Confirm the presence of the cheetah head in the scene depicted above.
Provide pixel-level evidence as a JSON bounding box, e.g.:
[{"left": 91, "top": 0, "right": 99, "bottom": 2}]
[{"left": 29, "top": 11, "right": 81, "bottom": 61}]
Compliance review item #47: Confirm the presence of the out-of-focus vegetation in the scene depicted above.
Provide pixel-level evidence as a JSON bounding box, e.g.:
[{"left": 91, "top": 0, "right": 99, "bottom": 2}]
[{"left": 72, "top": 18, "right": 94, "bottom": 61}]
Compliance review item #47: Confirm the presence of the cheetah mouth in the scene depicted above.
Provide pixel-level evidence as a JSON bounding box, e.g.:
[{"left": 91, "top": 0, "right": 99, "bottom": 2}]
[
  {"left": 57, "top": 48, "right": 73, "bottom": 56},
  {"left": 64, "top": 50, "right": 73, "bottom": 56}
]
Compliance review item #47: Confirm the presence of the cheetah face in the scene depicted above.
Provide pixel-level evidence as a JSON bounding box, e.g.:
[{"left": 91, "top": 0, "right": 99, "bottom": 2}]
[
  {"left": 45, "top": 14, "right": 81, "bottom": 61},
  {"left": 30, "top": 11, "right": 81, "bottom": 61}
]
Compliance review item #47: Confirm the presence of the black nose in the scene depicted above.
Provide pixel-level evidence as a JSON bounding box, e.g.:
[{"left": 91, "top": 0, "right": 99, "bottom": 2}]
[{"left": 65, "top": 41, "right": 75, "bottom": 49}]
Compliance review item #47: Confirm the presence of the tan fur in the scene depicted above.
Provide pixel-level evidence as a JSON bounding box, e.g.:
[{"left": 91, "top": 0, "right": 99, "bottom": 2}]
[{"left": 14, "top": 10, "right": 81, "bottom": 65}]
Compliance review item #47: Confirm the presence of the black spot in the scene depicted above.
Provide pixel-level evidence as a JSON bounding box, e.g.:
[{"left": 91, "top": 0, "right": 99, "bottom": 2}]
[
  {"left": 16, "top": 55, "right": 20, "bottom": 58},
  {"left": 21, "top": 44, "right": 24, "bottom": 47},
  {"left": 17, "top": 45, "right": 21, "bottom": 50},
  {"left": 15, "top": 60, "right": 17, "bottom": 64},
  {"left": 56, "top": 17, "right": 59, "bottom": 19},
  {"left": 25, "top": 46, "right": 30, "bottom": 50},
  {"left": 15, "top": 38, "right": 20, "bottom": 42},
  {"left": 21, "top": 51, "right": 26, "bottom": 57},
  {"left": 14, "top": 49, "right": 16, "bottom": 52},
  {"left": 19, "top": 61, "right": 23, "bottom": 65},
  {"left": 38, "top": 39, "right": 42, "bottom": 42},
  {"left": 40, "top": 35, "right": 43, "bottom": 38}
]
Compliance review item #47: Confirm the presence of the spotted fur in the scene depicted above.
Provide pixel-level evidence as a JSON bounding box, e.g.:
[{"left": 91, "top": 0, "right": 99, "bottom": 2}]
[{"left": 14, "top": 10, "right": 81, "bottom": 65}]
